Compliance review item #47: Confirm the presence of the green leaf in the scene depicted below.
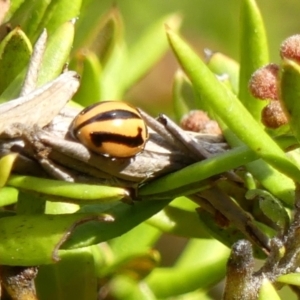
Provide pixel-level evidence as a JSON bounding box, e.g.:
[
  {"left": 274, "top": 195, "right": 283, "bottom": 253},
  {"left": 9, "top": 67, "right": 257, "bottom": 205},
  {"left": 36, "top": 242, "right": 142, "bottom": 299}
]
[
  {"left": 138, "top": 144, "right": 257, "bottom": 198},
  {"left": 0, "top": 27, "right": 32, "bottom": 94},
  {"left": 246, "top": 189, "right": 290, "bottom": 230},
  {"left": 5, "top": 0, "right": 25, "bottom": 20},
  {"left": 101, "top": 14, "right": 181, "bottom": 99},
  {"left": 280, "top": 59, "right": 300, "bottom": 144},
  {"left": 172, "top": 70, "right": 195, "bottom": 122},
  {"left": 207, "top": 51, "right": 240, "bottom": 95},
  {"left": 109, "top": 275, "right": 156, "bottom": 300},
  {"left": 109, "top": 222, "right": 161, "bottom": 261},
  {"left": 166, "top": 28, "right": 300, "bottom": 184},
  {"left": 0, "top": 213, "right": 112, "bottom": 265},
  {"left": 73, "top": 5, "right": 124, "bottom": 60},
  {"left": 0, "top": 153, "right": 18, "bottom": 187},
  {"left": 0, "top": 187, "right": 18, "bottom": 207},
  {"left": 147, "top": 205, "right": 210, "bottom": 239},
  {"left": 243, "top": 160, "right": 295, "bottom": 207},
  {"left": 62, "top": 199, "right": 170, "bottom": 250},
  {"left": 276, "top": 273, "right": 300, "bottom": 286},
  {"left": 71, "top": 51, "right": 102, "bottom": 106},
  {"left": 122, "top": 14, "right": 181, "bottom": 92},
  {"left": 7, "top": 175, "right": 129, "bottom": 204},
  {"left": 146, "top": 239, "right": 229, "bottom": 298},
  {"left": 258, "top": 277, "right": 281, "bottom": 300},
  {"left": 16, "top": 191, "right": 46, "bottom": 215},
  {"left": 37, "top": 20, "right": 75, "bottom": 85},
  {"left": 0, "top": 24, "right": 77, "bottom": 102},
  {"left": 219, "top": 120, "right": 295, "bottom": 207},
  {"left": 45, "top": 201, "right": 79, "bottom": 215},
  {"left": 239, "top": 0, "right": 269, "bottom": 120},
  {"left": 8, "top": 0, "right": 50, "bottom": 40},
  {"left": 100, "top": 38, "right": 127, "bottom": 99},
  {"left": 101, "top": 250, "right": 160, "bottom": 280},
  {"left": 36, "top": 248, "right": 97, "bottom": 300},
  {"left": 37, "top": 0, "right": 82, "bottom": 36}
]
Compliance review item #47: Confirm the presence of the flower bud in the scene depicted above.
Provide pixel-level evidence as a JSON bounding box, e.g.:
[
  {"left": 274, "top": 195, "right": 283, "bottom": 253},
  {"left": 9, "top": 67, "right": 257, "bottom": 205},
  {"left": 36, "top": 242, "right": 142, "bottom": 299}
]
[
  {"left": 249, "top": 64, "right": 279, "bottom": 100},
  {"left": 280, "top": 34, "right": 300, "bottom": 64},
  {"left": 261, "top": 101, "right": 288, "bottom": 128},
  {"left": 180, "top": 110, "right": 222, "bottom": 135}
]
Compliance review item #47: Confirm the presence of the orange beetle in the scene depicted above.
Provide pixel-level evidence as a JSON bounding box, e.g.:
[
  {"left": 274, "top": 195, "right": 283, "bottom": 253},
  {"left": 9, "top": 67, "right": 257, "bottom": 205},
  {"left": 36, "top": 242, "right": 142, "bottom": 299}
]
[{"left": 71, "top": 101, "right": 149, "bottom": 158}]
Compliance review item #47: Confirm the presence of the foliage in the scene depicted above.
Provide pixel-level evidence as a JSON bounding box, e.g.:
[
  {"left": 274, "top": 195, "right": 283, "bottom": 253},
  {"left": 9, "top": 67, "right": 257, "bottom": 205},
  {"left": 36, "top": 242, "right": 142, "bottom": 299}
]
[{"left": 1, "top": 0, "right": 300, "bottom": 299}]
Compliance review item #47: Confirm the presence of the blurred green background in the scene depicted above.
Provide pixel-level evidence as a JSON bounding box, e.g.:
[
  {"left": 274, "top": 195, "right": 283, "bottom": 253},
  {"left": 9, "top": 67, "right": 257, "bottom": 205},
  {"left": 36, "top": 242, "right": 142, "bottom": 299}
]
[
  {"left": 86, "top": 0, "right": 300, "bottom": 59},
  {"left": 80, "top": 0, "right": 300, "bottom": 115}
]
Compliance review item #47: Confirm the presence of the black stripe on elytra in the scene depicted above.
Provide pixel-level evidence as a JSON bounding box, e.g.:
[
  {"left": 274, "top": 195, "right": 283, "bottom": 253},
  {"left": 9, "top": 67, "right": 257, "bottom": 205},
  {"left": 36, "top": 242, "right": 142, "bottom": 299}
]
[
  {"left": 74, "top": 109, "right": 142, "bottom": 133},
  {"left": 90, "top": 127, "right": 144, "bottom": 148}
]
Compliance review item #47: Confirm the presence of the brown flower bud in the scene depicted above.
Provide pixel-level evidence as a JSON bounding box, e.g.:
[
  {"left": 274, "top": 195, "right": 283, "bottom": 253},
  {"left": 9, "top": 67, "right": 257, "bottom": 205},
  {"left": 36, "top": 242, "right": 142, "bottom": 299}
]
[
  {"left": 280, "top": 34, "right": 300, "bottom": 63},
  {"left": 261, "top": 101, "right": 288, "bottom": 128},
  {"left": 180, "top": 110, "right": 222, "bottom": 135},
  {"left": 248, "top": 64, "right": 279, "bottom": 100}
]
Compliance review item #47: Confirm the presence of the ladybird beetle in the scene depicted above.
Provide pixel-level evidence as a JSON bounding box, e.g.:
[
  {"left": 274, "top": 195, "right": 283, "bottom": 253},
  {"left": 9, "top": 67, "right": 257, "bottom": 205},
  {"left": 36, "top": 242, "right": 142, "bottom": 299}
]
[{"left": 70, "top": 101, "right": 149, "bottom": 158}]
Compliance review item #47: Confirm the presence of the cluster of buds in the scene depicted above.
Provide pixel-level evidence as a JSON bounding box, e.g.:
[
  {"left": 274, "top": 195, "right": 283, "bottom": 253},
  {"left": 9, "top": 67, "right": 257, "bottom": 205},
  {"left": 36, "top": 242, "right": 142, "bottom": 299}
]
[{"left": 249, "top": 35, "right": 300, "bottom": 128}]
